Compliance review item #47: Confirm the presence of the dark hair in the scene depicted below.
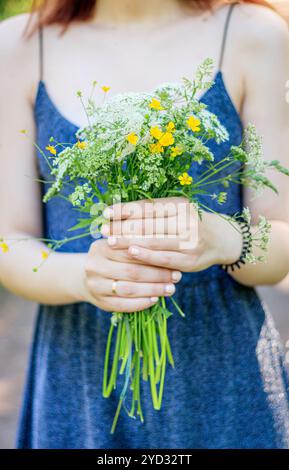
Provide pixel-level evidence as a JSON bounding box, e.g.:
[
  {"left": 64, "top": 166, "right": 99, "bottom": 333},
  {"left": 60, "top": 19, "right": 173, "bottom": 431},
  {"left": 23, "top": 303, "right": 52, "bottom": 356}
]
[{"left": 28, "top": 0, "right": 274, "bottom": 32}]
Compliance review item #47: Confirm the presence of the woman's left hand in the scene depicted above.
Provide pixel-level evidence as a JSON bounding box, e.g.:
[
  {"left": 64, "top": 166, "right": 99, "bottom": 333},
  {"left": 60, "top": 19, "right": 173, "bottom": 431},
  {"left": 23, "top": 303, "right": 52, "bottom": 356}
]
[{"left": 101, "top": 197, "right": 243, "bottom": 273}]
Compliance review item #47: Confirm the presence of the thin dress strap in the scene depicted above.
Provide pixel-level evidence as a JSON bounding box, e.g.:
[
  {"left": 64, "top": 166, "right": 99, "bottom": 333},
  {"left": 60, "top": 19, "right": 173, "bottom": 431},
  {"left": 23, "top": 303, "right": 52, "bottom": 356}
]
[
  {"left": 218, "top": 3, "right": 237, "bottom": 71},
  {"left": 39, "top": 26, "right": 44, "bottom": 81}
]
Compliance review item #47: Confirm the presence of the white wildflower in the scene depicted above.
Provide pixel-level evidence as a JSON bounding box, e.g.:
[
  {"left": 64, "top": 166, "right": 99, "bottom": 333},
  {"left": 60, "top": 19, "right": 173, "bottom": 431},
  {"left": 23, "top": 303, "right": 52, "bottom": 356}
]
[
  {"left": 198, "top": 109, "right": 229, "bottom": 143},
  {"left": 244, "top": 123, "right": 265, "bottom": 172}
]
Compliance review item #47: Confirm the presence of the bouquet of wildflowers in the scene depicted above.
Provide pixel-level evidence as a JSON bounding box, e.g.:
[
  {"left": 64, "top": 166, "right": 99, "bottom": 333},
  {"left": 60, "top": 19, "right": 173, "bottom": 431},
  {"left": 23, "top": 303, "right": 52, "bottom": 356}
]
[{"left": 33, "top": 59, "right": 288, "bottom": 432}]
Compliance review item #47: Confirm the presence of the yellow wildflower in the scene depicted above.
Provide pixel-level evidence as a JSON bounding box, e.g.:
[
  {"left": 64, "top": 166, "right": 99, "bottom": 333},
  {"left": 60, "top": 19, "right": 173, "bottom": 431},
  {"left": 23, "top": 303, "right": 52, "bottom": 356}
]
[
  {"left": 187, "top": 116, "right": 201, "bottom": 132},
  {"left": 167, "top": 121, "right": 175, "bottom": 132},
  {"left": 171, "top": 146, "right": 183, "bottom": 158},
  {"left": 101, "top": 86, "right": 111, "bottom": 93},
  {"left": 41, "top": 250, "right": 49, "bottom": 260},
  {"left": 159, "top": 132, "right": 174, "bottom": 147},
  {"left": 149, "top": 98, "right": 164, "bottom": 111},
  {"left": 178, "top": 172, "right": 193, "bottom": 186},
  {"left": 20, "top": 129, "right": 27, "bottom": 135},
  {"left": 150, "top": 142, "right": 164, "bottom": 154},
  {"left": 0, "top": 243, "right": 9, "bottom": 253},
  {"left": 126, "top": 133, "right": 139, "bottom": 145},
  {"left": 76, "top": 141, "right": 87, "bottom": 150},
  {"left": 46, "top": 145, "right": 57, "bottom": 156},
  {"left": 150, "top": 126, "right": 164, "bottom": 140}
]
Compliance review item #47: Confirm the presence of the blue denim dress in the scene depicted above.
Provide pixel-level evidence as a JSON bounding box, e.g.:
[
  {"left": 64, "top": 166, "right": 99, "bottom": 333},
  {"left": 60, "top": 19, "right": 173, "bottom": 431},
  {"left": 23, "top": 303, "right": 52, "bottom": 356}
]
[{"left": 15, "top": 68, "right": 289, "bottom": 449}]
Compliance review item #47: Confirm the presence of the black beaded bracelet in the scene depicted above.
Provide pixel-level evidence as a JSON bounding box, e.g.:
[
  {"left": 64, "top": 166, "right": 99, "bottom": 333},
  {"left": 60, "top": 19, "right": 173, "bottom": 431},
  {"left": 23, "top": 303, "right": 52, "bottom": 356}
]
[{"left": 221, "top": 218, "right": 253, "bottom": 273}]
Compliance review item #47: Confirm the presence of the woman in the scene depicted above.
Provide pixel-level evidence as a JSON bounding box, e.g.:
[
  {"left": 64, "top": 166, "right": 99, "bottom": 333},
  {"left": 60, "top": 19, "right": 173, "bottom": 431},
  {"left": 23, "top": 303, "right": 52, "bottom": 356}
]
[{"left": 0, "top": 0, "right": 289, "bottom": 449}]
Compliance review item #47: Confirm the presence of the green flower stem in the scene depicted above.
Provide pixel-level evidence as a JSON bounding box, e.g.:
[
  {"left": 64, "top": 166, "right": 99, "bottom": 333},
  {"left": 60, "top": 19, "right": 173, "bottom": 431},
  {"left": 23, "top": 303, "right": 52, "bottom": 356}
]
[
  {"left": 135, "top": 351, "right": 144, "bottom": 421},
  {"left": 197, "top": 169, "right": 243, "bottom": 188},
  {"left": 166, "top": 336, "right": 175, "bottom": 368},
  {"left": 130, "top": 350, "right": 141, "bottom": 419},
  {"left": 119, "top": 319, "right": 126, "bottom": 359},
  {"left": 199, "top": 202, "right": 243, "bottom": 235},
  {"left": 151, "top": 319, "right": 160, "bottom": 365},
  {"left": 111, "top": 316, "right": 132, "bottom": 434},
  {"left": 129, "top": 400, "right": 135, "bottom": 418},
  {"left": 141, "top": 312, "right": 149, "bottom": 382},
  {"left": 90, "top": 183, "right": 104, "bottom": 201},
  {"left": 147, "top": 317, "right": 159, "bottom": 409},
  {"left": 131, "top": 348, "right": 136, "bottom": 372},
  {"left": 110, "top": 397, "right": 123, "bottom": 434},
  {"left": 54, "top": 231, "right": 92, "bottom": 249},
  {"left": 33, "top": 141, "right": 53, "bottom": 171},
  {"left": 134, "top": 313, "right": 139, "bottom": 352},
  {"left": 103, "top": 297, "right": 179, "bottom": 428},
  {"left": 131, "top": 351, "right": 137, "bottom": 397},
  {"left": 142, "top": 352, "right": 148, "bottom": 381},
  {"left": 196, "top": 155, "right": 231, "bottom": 181},
  {"left": 157, "top": 313, "right": 167, "bottom": 410},
  {"left": 170, "top": 296, "right": 185, "bottom": 317},
  {"left": 102, "top": 323, "right": 114, "bottom": 397},
  {"left": 119, "top": 347, "right": 129, "bottom": 375},
  {"left": 195, "top": 159, "right": 236, "bottom": 186},
  {"left": 103, "top": 320, "right": 122, "bottom": 397},
  {"left": 141, "top": 311, "right": 150, "bottom": 354},
  {"left": 138, "top": 312, "right": 142, "bottom": 353}
]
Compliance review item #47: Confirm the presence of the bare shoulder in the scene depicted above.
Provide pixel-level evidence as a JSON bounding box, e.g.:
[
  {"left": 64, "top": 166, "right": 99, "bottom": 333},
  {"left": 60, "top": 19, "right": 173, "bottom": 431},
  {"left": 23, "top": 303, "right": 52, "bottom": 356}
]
[
  {"left": 0, "top": 13, "right": 36, "bottom": 52},
  {"left": 233, "top": 3, "right": 289, "bottom": 51},
  {"left": 0, "top": 14, "right": 38, "bottom": 90}
]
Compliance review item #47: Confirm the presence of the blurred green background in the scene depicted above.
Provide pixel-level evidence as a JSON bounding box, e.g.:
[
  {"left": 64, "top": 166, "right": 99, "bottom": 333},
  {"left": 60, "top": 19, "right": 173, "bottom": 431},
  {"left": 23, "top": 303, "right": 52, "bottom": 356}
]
[{"left": 0, "top": 0, "right": 33, "bottom": 21}]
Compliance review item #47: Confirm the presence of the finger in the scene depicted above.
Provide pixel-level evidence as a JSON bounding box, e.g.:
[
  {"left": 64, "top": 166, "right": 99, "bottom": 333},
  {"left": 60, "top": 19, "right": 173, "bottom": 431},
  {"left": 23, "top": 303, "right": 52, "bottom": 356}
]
[
  {"left": 99, "top": 241, "right": 156, "bottom": 265},
  {"left": 87, "top": 259, "right": 182, "bottom": 283},
  {"left": 102, "top": 197, "right": 189, "bottom": 221},
  {"left": 105, "top": 245, "right": 161, "bottom": 266},
  {"left": 96, "top": 241, "right": 161, "bottom": 265},
  {"left": 128, "top": 246, "right": 190, "bottom": 271},
  {"left": 90, "top": 279, "right": 176, "bottom": 298},
  {"left": 102, "top": 296, "right": 160, "bottom": 313},
  {"left": 107, "top": 236, "right": 184, "bottom": 251},
  {"left": 101, "top": 217, "right": 180, "bottom": 237},
  {"left": 104, "top": 246, "right": 134, "bottom": 263}
]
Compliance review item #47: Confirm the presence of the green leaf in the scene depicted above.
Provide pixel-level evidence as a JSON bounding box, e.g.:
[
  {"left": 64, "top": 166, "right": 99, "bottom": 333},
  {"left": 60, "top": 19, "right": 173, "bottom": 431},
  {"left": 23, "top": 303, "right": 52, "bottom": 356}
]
[
  {"left": 269, "top": 160, "right": 289, "bottom": 177},
  {"left": 68, "top": 218, "right": 93, "bottom": 232},
  {"left": 253, "top": 175, "right": 278, "bottom": 194}
]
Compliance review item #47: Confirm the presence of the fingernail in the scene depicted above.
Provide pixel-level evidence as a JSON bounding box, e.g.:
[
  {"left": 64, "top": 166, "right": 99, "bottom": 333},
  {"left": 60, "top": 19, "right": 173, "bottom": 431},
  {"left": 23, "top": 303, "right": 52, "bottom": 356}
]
[
  {"left": 172, "top": 271, "right": 182, "bottom": 282},
  {"left": 103, "top": 208, "right": 114, "bottom": 219},
  {"left": 165, "top": 284, "right": 175, "bottom": 295},
  {"left": 130, "top": 247, "right": 140, "bottom": 256},
  {"left": 107, "top": 237, "right": 117, "bottom": 246},
  {"left": 150, "top": 297, "right": 159, "bottom": 303},
  {"left": 101, "top": 224, "right": 109, "bottom": 236}
]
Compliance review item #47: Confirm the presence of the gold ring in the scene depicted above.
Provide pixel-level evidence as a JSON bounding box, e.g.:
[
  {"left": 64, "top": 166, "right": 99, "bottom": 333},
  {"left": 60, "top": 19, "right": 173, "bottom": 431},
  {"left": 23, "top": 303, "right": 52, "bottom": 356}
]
[{"left": 112, "top": 280, "right": 117, "bottom": 295}]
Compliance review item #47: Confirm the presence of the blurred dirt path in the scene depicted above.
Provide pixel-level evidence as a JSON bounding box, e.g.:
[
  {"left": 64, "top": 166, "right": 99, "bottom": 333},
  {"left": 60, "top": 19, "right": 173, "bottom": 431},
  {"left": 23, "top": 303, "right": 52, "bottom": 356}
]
[{"left": 0, "top": 287, "right": 35, "bottom": 449}]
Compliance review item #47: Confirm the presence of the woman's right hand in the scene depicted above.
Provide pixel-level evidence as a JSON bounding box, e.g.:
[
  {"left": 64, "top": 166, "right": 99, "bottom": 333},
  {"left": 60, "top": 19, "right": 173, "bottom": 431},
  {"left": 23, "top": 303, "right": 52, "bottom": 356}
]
[{"left": 83, "top": 239, "right": 182, "bottom": 312}]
